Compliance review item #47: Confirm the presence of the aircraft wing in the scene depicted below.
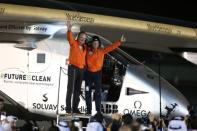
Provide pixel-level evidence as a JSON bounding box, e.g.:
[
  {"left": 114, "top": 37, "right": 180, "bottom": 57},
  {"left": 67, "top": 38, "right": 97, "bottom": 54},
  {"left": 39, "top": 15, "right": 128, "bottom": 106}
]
[{"left": 0, "top": 3, "right": 197, "bottom": 54}]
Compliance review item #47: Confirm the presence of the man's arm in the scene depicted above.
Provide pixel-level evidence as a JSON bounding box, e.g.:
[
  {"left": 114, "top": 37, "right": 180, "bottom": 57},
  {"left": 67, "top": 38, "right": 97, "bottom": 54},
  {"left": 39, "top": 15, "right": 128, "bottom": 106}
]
[
  {"left": 66, "top": 21, "right": 75, "bottom": 46},
  {"left": 103, "top": 40, "right": 121, "bottom": 54},
  {"left": 103, "top": 35, "right": 126, "bottom": 54}
]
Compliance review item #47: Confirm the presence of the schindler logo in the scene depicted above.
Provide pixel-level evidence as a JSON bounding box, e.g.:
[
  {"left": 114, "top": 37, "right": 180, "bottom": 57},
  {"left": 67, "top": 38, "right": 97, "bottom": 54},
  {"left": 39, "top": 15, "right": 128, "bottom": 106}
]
[
  {"left": 101, "top": 103, "right": 118, "bottom": 114},
  {"left": 0, "top": 73, "right": 51, "bottom": 82}
]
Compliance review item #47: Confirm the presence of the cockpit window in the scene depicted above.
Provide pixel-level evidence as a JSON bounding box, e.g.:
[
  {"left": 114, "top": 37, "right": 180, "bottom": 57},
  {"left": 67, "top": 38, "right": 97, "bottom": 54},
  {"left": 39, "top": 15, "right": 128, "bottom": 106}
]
[
  {"left": 101, "top": 53, "right": 126, "bottom": 102},
  {"left": 102, "top": 42, "right": 141, "bottom": 66}
]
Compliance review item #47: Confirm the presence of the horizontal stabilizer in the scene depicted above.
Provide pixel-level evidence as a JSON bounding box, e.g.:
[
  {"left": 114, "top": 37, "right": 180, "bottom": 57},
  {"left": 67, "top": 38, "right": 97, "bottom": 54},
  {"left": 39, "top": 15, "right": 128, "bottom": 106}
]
[{"left": 126, "top": 87, "right": 149, "bottom": 95}]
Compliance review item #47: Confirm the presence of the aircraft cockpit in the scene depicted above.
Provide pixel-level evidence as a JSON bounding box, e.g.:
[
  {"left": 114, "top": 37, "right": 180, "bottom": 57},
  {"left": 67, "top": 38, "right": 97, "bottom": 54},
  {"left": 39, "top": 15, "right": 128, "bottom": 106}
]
[
  {"left": 101, "top": 54, "right": 126, "bottom": 102},
  {"left": 83, "top": 35, "right": 140, "bottom": 102}
]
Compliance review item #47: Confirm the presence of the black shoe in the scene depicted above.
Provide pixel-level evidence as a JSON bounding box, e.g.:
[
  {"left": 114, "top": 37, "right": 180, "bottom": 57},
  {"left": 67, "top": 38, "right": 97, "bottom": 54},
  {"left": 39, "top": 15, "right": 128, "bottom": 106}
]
[
  {"left": 66, "top": 110, "right": 71, "bottom": 114},
  {"left": 73, "top": 109, "right": 83, "bottom": 114}
]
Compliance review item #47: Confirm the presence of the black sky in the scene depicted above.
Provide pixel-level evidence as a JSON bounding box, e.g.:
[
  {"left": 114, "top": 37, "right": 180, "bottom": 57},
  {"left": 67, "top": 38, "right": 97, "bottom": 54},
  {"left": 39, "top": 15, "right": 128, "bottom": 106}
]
[
  {"left": 58, "top": 0, "right": 197, "bottom": 23},
  {"left": 2, "top": 0, "right": 197, "bottom": 26}
]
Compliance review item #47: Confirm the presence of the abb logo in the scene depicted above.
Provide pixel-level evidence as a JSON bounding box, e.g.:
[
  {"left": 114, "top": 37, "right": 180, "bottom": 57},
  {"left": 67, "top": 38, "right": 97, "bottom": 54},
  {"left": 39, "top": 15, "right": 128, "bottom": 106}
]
[{"left": 101, "top": 103, "right": 118, "bottom": 114}]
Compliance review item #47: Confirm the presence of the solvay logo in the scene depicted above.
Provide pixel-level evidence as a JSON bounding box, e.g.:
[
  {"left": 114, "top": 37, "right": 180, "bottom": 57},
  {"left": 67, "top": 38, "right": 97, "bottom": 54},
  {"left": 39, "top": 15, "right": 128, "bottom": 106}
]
[
  {"left": 42, "top": 93, "right": 48, "bottom": 102},
  {"left": 101, "top": 103, "right": 118, "bottom": 114}
]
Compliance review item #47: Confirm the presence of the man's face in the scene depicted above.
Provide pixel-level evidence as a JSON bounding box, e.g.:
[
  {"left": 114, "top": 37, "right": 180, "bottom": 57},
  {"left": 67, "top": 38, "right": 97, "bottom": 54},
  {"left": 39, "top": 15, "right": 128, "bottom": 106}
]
[
  {"left": 78, "top": 33, "right": 87, "bottom": 45},
  {"left": 0, "top": 101, "right": 4, "bottom": 111},
  {"left": 92, "top": 41, "right": 100, "bottom": 49}
]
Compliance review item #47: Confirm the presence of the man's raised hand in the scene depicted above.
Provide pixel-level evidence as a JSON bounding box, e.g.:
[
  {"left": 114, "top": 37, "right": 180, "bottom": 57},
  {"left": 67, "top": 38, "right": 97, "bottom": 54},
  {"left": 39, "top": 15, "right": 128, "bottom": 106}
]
[{"left": 66, "top": 21, "right": 72, "bottom": 31}]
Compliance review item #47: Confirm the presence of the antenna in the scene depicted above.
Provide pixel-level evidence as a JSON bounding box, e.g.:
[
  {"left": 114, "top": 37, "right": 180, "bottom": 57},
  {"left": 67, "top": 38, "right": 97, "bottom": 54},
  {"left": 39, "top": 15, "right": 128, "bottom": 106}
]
[{"left": 152, "top": 53, "right": 163, "bottom": 119}]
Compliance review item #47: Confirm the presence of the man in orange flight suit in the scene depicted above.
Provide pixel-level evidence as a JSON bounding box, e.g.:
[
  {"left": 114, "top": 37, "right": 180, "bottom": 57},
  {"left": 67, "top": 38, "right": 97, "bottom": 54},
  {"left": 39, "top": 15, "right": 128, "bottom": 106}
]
[
  {"left": 66, "top": 21, "right": 87, "bottom": 114},
  {"left": 85, "top": 35, "right": 126, "bottom": 114}
]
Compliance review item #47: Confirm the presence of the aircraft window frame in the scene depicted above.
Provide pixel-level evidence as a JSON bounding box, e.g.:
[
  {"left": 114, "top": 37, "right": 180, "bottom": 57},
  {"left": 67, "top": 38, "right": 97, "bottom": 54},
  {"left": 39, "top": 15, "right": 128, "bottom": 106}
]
[
  {"left": 86, "top": 32, "right": 141, "bottom": 66},
  {"left": 102, "top": 43, "right": 160, "bottom": 76},
  {"left": 101, "top": 51, "right": 127, "bottom": 102},
  {"left": 104, "top": 48, "right": 140, "bottom": 66}
]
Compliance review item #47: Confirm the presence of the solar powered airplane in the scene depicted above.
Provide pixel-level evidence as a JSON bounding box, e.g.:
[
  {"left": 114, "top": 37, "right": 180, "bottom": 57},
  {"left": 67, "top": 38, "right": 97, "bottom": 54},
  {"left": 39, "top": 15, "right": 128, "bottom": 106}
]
[{"left": 0, "top": 2, "right": 196, "bottom": 120}]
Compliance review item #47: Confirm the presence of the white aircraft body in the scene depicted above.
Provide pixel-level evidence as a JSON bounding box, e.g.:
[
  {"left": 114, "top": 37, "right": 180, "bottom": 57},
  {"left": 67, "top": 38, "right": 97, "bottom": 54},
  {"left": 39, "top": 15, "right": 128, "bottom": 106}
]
[{"left": 0, "top": 3, "right": 195, "bottom": 120}]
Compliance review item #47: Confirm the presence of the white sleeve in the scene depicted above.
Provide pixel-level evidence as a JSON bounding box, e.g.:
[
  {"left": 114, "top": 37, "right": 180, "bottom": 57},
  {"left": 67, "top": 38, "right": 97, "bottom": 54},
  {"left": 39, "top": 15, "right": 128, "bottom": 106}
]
[{"left": 98, "top": 124, "right": 104, "bottom": 131}]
